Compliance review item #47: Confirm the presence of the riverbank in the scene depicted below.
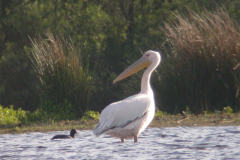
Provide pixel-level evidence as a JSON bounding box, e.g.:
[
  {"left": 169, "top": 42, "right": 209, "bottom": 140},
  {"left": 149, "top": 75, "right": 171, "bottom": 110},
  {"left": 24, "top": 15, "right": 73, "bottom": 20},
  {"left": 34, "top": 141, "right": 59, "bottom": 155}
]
[{"left": 1, "top": 113, "right": 240, "bottom": 134}]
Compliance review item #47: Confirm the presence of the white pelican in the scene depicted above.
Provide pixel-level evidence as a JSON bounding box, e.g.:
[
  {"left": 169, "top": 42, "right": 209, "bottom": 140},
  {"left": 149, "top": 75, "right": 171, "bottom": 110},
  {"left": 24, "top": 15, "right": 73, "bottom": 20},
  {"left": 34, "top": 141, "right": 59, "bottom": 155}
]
[{"left": 93, "top": 50, "right": 161, "bottom": 142}]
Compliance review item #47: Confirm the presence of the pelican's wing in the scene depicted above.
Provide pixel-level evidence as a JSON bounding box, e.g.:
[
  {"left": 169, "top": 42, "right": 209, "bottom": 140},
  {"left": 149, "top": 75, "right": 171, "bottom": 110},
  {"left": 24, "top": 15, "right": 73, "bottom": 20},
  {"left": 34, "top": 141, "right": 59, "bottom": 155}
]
[{"left": 93, "top": 94, "right": 151, "bottom": 136}]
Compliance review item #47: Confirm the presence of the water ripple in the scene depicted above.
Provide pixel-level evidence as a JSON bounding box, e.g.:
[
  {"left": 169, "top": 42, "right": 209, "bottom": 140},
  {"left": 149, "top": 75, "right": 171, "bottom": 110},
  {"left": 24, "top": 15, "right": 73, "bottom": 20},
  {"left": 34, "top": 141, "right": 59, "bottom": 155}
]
[{"left": 0, "top": 126, "right": 240, "bottom": 159}]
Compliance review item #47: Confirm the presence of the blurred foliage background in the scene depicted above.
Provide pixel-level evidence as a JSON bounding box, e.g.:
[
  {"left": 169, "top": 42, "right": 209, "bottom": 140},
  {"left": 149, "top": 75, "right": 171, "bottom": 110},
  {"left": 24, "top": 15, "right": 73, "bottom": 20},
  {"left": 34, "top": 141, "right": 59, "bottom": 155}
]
[{"left": 0, "top": 0, "right": 240, "bottom": 120}]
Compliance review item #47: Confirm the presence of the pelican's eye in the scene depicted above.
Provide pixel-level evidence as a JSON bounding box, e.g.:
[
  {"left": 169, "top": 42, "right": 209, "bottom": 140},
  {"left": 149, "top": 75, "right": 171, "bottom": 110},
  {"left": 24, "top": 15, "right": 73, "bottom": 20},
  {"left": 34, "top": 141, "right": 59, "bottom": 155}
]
[{"left": 146, "top": 54, "right": 150, "bottom": 57}]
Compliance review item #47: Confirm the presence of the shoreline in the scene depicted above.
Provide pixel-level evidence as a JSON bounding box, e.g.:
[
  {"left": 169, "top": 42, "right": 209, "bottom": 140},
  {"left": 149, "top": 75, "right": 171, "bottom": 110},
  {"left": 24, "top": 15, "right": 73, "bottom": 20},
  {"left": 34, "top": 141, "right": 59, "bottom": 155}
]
[{"left": 1, "top": 113, "right": 240, "bottom": 134}]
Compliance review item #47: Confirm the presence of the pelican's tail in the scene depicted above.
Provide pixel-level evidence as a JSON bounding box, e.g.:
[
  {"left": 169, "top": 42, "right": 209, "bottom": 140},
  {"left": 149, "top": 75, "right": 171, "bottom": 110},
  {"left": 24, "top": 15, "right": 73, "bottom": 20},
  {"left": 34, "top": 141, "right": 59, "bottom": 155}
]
[{"left": 93, "top": 123, "right": 102, "bottom": 137}]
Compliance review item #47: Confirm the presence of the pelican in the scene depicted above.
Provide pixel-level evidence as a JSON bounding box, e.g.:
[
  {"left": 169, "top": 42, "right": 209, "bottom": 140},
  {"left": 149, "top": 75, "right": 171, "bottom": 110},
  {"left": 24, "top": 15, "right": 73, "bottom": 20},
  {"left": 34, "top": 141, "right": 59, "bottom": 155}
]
[{"left": 93, "top": 50, "right": 161, "bottom": 142}]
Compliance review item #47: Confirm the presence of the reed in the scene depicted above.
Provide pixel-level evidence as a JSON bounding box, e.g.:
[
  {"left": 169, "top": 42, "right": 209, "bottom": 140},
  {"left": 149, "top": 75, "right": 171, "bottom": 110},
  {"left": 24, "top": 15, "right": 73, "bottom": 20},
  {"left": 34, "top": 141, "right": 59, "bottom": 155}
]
[
  {"left": 30, "top": 32, "right": 93, "bottom": 120},
  {"left": 156, "top": 8, "right": 240, "bottom": 114}
]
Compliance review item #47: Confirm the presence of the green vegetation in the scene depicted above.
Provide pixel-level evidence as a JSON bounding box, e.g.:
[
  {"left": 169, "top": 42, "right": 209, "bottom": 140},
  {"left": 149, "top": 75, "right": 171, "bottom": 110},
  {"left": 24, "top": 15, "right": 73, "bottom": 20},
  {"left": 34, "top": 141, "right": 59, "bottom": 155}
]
[
  {"left": 0, "top": 1, "right": 240, "bottom": 124},
  {"left": 1, "top": 106, "right": 240, "bottom": 134},
  {"left": 0, "top": 105, "right": 26, "bottom": 125},
  {"left": 223, "top": 106, "right": 233, "bottom": 114},
  {"left": 155, "top": 110, "right": 170, "bottom": 119},
  {"left": 0, "top": 105, "right": 100, "bottom": 127},
  {"left": 82, "top": 110, "right": 100, "bottom": 121},
  {"left": 0, "top": 104, "right": 52, "bottom": 125}
]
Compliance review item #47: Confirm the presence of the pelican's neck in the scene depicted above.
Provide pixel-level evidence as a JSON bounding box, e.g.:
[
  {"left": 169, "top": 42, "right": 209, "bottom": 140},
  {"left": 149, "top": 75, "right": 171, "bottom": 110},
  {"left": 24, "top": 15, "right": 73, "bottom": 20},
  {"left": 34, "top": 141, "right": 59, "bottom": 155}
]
[{"left": 140, "top": 63, "right": 157, "bottom": 95}]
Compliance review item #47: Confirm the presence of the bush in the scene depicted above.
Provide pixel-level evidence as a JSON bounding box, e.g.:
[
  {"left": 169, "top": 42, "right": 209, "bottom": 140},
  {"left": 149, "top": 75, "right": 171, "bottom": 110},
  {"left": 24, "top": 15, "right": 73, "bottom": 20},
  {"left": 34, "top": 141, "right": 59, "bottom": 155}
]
[
  {"left": 0, "top": 104, "right": 61, "bottom": 125},
  {"left": 222, "top": 106, "right": 233, "bottom": 114},
  {"left": 155, "top": 8, "right": 240, "bottom": 114},
  {"left": 0, "top": 105, "right": 27, "bottom": 125},
  {"left": 29, "top": 32, "right": 93, "bottom": 119},
  {"left": 155, "top": 110, "right": 169, "bottom": 119},
  {"left": 82, "top": 110, "right": 100, "bottom": 120}
]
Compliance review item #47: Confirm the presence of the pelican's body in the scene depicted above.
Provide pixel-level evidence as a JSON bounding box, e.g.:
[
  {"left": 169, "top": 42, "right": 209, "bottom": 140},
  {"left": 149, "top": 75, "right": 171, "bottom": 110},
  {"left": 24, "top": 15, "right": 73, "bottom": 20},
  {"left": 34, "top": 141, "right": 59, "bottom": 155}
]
[{"left": 93, "top": 50, "right": 161, "bottom": 142}]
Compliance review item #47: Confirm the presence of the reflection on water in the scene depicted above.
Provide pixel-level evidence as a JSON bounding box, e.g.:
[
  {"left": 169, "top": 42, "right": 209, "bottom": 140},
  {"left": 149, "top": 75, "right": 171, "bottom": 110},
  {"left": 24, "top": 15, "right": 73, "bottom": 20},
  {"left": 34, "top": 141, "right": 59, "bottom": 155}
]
[{"left": 1, "top": 126, "right": 240, "bottom": 159}]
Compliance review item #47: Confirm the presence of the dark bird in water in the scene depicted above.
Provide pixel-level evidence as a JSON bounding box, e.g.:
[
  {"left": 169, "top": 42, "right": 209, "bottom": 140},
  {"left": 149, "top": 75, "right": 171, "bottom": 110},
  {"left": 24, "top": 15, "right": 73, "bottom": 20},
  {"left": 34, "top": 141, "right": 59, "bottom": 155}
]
[{"left": 51, "top": 129, "right": 78, "bottom": 140}]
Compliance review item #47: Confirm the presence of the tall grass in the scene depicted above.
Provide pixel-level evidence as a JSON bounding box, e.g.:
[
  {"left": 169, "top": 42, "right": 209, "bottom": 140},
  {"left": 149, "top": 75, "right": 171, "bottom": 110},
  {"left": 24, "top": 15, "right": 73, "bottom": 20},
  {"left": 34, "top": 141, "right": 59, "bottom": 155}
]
[
  {"left": 155, "top": 8, "right": 240, "bottom": 114},
  {"left": 30, "top": 32, "right": 93, "bottom": 120}
]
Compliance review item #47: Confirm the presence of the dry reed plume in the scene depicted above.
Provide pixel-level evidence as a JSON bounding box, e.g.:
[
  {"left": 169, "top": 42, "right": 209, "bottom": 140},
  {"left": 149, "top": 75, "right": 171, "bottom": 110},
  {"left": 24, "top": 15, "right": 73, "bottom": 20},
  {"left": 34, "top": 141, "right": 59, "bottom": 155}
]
[
  {"left": 30, "top": 32, "right": 92, "bottom": 119},
  {"left": 156, "top": 8, "right": 240, "bottom": 114}
]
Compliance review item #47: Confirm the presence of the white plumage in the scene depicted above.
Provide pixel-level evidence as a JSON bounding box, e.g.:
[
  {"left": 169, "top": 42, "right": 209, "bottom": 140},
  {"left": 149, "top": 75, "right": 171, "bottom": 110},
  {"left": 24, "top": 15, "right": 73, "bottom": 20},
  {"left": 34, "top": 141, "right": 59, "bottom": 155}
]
[{"left": 93, "top": 50, "right": 161, "bottom": 142}]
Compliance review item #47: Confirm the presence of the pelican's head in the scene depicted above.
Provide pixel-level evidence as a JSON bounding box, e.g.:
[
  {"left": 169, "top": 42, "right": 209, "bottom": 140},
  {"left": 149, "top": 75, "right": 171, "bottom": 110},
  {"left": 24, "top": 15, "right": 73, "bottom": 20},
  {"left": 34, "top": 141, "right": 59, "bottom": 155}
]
[{"left": 113, "top": 50, "right": 161, "bottom": 84}]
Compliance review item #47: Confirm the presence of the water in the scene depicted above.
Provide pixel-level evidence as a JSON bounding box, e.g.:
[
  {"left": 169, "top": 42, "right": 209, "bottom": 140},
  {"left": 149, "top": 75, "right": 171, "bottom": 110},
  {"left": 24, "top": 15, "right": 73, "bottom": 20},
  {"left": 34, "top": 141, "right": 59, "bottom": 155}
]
[{"left": 1, "top": 126, "right": 240, "bottom": 159}]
